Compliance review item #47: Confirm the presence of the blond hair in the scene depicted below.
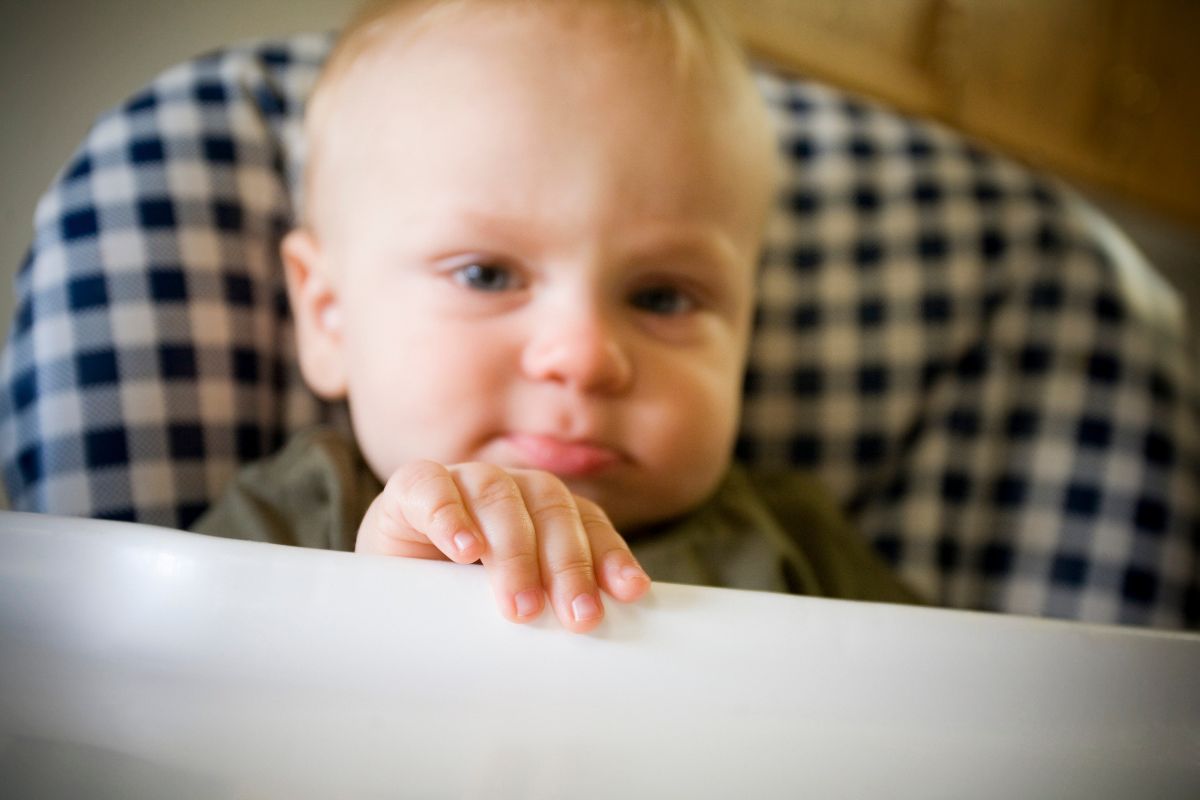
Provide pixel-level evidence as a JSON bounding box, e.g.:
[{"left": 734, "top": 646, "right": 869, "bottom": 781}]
[{"left": 298, "top": 0, "right": 764, "bottom": 226}]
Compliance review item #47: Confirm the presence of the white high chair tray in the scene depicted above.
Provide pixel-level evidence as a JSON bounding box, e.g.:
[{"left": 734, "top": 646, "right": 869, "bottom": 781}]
[{"left": 1, "top": 511, "right": 1197, "bottom": 798}]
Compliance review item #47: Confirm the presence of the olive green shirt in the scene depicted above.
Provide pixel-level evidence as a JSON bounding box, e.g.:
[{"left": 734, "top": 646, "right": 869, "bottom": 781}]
[{"left": 193, "top": 427, "right": 920, "bottom": 604}]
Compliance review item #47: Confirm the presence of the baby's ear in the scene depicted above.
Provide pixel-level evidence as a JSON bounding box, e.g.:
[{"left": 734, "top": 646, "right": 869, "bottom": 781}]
[{"left": 280, "top": 229, "right": 348, "bottom": 400}]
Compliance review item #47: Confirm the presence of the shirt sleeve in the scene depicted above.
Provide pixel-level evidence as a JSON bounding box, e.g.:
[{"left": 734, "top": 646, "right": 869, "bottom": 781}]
[{"left": 190, "top": 427, "right": 381, "bottom": 551}]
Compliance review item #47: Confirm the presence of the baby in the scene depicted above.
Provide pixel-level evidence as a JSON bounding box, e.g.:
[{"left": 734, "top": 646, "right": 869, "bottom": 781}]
[{"left": 195, "top": 0, "right": 918, "bottom": 631}]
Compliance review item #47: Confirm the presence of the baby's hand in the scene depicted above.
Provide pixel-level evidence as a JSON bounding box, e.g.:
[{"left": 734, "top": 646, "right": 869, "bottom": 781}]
[{"left": 356, "top": 460, "right": 651, "bottom": 632}]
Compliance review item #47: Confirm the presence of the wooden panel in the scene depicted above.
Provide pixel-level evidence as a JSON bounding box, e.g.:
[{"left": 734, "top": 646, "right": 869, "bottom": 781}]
[
  {"left": 1105, "top": 2, "right": 1200, "bottom": 227},
  {"left": 719, "top": 0, "right": 1200, "bottom": 233},
  {"left": 720, "top": 0, "right": 946, "bottom": 115}
]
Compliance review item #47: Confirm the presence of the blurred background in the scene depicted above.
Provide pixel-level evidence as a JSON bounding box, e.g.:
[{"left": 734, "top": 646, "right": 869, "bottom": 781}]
[
  {"left": 0, "top": 0, "right": 358, "bottom": 333},
  {"left": 1, "top": 0, "right": 1198, "bottom": 508},
  {"left": 720, "top": 0, "right": 1200, "bottom": 343}
]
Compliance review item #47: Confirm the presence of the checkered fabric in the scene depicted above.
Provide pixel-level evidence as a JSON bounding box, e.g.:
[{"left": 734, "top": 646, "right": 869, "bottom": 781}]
[{"left": 2, "top": 36, "right": 1197, "bottom": 629}]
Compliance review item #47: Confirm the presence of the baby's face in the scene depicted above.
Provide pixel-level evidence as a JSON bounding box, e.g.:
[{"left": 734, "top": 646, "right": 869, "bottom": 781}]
[{"left": 293, "top": 5, "right": 776, "bottom": 530}]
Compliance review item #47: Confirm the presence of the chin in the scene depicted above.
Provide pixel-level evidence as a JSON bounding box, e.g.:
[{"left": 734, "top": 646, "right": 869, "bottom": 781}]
[
  {"left": 582, "top": 485, "right": 698, "bottom": 532},
  {"left": 574, "top": 459, "right": 728, "bottom": 531}
]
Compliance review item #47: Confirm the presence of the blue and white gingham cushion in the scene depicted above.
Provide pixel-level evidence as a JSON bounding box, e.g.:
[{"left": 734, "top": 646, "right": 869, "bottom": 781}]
[
  {"left": 0, "top": 36, "right": 334, "bottom": 528},
  {"left": 2, "top": 35, "right": 1196, "bottom": 629},
  {"left": 747, "top": 73, "right": 1198, "bottom": 628}
]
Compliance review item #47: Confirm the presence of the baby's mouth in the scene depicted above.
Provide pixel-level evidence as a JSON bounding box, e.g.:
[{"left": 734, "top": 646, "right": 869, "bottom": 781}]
[{"left": 503, "top": 433, "right": 623, "bottom": 477}]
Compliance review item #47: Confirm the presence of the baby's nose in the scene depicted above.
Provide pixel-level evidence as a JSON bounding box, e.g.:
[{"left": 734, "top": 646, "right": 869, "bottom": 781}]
[{"left": 520, "top": 314, "right": 633, "bottom": 395}]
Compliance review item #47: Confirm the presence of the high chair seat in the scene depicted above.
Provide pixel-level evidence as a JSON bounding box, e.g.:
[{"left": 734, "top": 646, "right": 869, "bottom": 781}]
[{"left": 1, "top": 34, "right": 1196, "bottom": 628}]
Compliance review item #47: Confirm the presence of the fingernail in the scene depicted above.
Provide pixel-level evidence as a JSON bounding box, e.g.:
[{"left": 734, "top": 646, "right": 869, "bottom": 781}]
[
  {"left": 514, "top": 589, "right": 542, "bottom": 618},
  {"left": 453, "top": 532, "right": 477, "bottom": 555},
  {"left": 571, "top": 593, "right": 601, "bottom": 622},
  {"left": 620, "top": 564, "right": 648, "bottom": 584}
]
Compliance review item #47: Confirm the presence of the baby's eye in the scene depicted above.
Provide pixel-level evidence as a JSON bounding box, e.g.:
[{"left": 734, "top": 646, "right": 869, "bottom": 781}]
[
  {"left": 629, "top": 285, "right": 695, "bottom": 316},
  {"left": 452, "top": 262, "right": 520, "bottom": 292}
]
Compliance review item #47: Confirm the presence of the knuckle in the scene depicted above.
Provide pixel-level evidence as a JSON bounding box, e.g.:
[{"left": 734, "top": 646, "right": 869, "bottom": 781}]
[
  {"left": 424, "top": 492, "right": 467, "bottom": 534},
  {"left": 518, "top": 469, "right": 568, "bottom": 498},
  {"left": 389, "top": 459, "right": 448, "bottom": 496},
  {"left": 594, "top": 545, "right": 631, "bottom": 567},
  {"left": 575, "top": 500, "right": 613, "bottom": 531},
  {"left": 375, "top": 492, "right": 408, "bottom": 539},
  {"left": 384, "top": 460, "right": 467, "bottom": 537},
  {"left": 550, "top": 555, "right": 595, "bottom": 583},
  {"left": 489, "top": 545, "right": 539, "bottom": 574},
  {"left": 517, "top": 471, "right": 580, "bottom": 524},
  {"left": 528, "top": 497, "right": 580, "bottom": 527},
  {"left": 466, "top": 467, "right": 523, "bottom": 512}
]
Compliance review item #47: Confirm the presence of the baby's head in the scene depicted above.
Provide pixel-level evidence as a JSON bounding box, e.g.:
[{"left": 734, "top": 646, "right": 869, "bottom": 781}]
[{"left": 282, "top": 0, "right": 779, "bottom": 530}]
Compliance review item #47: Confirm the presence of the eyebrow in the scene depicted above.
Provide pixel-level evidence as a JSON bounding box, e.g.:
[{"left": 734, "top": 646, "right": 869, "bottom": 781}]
[
  {"left": 424, "top": 208, "right": 745, "bottom": 275},
  {"left": 431, "top": 209, "right": 551, "bottom": 255},
  {"left": 624, "top": 225, "right": 745, "bottom": 274}
]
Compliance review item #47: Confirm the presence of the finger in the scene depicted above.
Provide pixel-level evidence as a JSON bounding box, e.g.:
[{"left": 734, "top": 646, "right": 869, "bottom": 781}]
[
  {"left": 356, "top": 460, "right": 484, "bottom": 563},
  {"left": 451, "top": 463, "right": 545, "bottom": 623},
  {"left": 576, "top": 496, "right": 651, "bottom": 603},
  {"left": 510, "top": 470, "right": 604, "bottom": 633}
]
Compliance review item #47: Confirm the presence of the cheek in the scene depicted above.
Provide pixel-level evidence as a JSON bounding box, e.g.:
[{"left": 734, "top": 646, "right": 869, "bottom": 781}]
[
  {"left": 666, "top": 371, "right": 740, "bottom": 462},
  {"left": 635, "top": 344, "right": 744, "bottom": 478},
  {"left": 604, "top": 356, "right": 739, "bottom": 529},
  {"left": 338, "top": 298, "right": 511, "bottom": 474}
]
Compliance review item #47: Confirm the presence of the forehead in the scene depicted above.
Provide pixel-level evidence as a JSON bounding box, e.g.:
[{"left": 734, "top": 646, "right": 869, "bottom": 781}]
[
  {"left": 307, "top": 1, "right": 776, "bottom": 248},
  {"left": 324, "top": 1, "right": 739, "bottom": 118},
  {"left": 314, "top": 0, "right": 759, "bottom": 159},
  {"left": 324, "top": 1, "right": 737, "bottom": 96}
]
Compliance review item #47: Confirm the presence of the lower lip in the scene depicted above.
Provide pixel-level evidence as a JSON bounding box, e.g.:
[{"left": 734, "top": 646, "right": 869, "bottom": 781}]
[{"left": 504, "top": 434, "right": 622, "bottom": 477}]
